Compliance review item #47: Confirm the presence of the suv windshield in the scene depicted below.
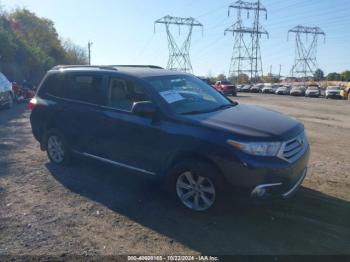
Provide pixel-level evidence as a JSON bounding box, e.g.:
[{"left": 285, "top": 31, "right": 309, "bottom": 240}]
[
  {"left": 308, "top": 86, "right": 318, "bottom": 90},
  {"left": 146, "top": 75, "right": 233, "bottom": 115}
]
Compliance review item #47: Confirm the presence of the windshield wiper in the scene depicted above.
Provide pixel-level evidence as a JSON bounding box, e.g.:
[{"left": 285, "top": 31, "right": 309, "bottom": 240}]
[
  {"left": 208, "top": 103, "right": 237, "bottom": 112},
  {"left": 181, "top": 103, "right": 237, "bottom": 115},
  {"left": 181, "top": 110, "right": 209, "bottom": 115}
]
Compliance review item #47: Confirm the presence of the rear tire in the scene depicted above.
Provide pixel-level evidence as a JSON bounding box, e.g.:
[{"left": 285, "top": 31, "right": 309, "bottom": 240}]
[
  {"left": 46, "top": 130, "right": 71, "bottom": 165},
  {"left": 166, "top": 159, "right": 224, "bottom": 212}
]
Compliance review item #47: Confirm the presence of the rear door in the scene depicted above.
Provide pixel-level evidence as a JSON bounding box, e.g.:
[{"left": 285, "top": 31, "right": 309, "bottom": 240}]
[
  {"left": 61, "top": 73, "right": 106, "bottom": 153},
  {"left": 42, "top": 72, "right": 106, "bottom": 153}
]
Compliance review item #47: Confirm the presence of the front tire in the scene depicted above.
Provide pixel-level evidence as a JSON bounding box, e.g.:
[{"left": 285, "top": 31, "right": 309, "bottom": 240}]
[
  {"left": 46, "top": 130, "right": 71, "bottom": 165},
  {"left": 166, "top": 159, "right": 223, "bottom": 211}
]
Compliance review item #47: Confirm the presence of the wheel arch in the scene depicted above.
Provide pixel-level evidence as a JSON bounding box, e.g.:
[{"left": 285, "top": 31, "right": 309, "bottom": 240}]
[{"left": 163, "top": 151, "right": 226, "bottom": 183}]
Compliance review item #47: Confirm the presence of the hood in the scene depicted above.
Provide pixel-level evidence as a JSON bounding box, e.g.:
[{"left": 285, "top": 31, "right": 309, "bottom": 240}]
[{"left": 185, "top": 104, "right": 303, "bottom": 140}]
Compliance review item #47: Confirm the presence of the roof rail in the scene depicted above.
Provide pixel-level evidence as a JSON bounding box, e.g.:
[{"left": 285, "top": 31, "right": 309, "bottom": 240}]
[
  {"left": 111, "top": 65, "right": 164, "bottom": 69},
  {"left": 52, "top": 65, "right": 118, "bottom": 71}
]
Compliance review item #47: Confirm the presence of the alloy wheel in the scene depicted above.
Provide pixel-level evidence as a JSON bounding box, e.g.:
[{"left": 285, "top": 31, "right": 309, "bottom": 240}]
[
  {"left": 176, "top": 171, "right": 216, "bottom": 211},
  {"left": 47, "top": 135, "right": 65, "bottom": 163}
]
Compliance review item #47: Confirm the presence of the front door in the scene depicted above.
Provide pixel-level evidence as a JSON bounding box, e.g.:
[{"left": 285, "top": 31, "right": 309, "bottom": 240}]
[{"left": 89, "top": 77, "right": 168, "bottom": 175}]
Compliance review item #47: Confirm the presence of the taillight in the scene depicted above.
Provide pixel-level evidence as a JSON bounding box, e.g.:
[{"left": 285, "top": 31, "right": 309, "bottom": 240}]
[{"left": 28, "top": 98, "right": 37, "bottom": 111}]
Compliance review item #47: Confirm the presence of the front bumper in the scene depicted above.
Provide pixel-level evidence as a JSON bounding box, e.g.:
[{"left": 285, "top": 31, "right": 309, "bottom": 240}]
[
  {"left": 222, "top": 90, "right": 236, "bottom": 96},
  {"left": 218, "top": 144, "right": 310, "bottom": 200},
  {"left": 250, "top": 167, "right": 307, "bottom": 199},
  {"left": 326, "top": 93, "right": 341, "bottom": 98},
  {"left": 306, "top": 93, "right": 320, "bottom": 97}
]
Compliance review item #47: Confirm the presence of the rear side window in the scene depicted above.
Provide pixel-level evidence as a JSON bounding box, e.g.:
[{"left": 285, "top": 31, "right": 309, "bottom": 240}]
[{"left": 65, "top": 75, "right": 104, "bottom": 104}]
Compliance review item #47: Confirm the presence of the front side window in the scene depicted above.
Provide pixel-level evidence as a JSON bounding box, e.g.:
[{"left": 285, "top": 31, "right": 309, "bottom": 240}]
[
  {"left": 107, "top": 78, "right": 148, "bottom": 111},
  {"left": 146, "top": 75, "right": 232, "bottom": 115},
  {"left": 66, "top": 74, "right": 104, "bottom": 104}
]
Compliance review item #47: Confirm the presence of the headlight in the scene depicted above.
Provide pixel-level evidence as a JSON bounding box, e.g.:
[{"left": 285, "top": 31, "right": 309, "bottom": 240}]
[{"left": 227, "top": 140, "right": 281, "bottom": 156}]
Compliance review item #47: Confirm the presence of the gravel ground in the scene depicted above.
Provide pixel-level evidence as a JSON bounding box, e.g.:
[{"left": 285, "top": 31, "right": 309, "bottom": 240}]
[{"left": 0, "top": 94, "right": 349, "bottom": 256}]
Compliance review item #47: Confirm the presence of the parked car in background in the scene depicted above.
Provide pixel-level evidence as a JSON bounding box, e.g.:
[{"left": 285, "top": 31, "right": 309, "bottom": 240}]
[
  {"left": 261, "top": 84, "right": 276, "bottom": 94},
  {"left": 326, "top": 86, "right": 342, "bottom": 99},
  {"left": 340, "top": 84, "right": 350, "bottom": 100},
  {"left": 212, "top": 80, "right": 236, "bottom": 96},
  {"left": 250, "top": 84, "right": 264, "bottom": 93},
  {"left": 290, "top": 86, "right": 306, "bottom": 96},
  {"left": 241, "top": 84, "right": 252, "bottom": 92},
  {"left": 305, "top": 86, "right": 321, "bottom": 97},
  {"left": 0, "top": 72, "right": 14, "bottom": 109},
  {"left": 29, "top": 65, "right": 310, "bottom": 211},
  {"left": 236, "top": 84, "right": 243, "bottom": 92},
  {"left": 275, "top": 86, "right": 291, "bottom": 95}
]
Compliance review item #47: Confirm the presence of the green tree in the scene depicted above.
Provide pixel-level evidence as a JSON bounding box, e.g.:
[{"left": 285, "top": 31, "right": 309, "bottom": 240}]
[
  {"left": 340, "top": 71, "right": 350, "bottom": 82},
  {"left": 326, "top": 72, "right": 342, "bottom": 81},
  {"left": 216, "top": 74, "right": 226, "bottom": 81},
  {"left": 0, "top": 7, "right": 87, "bottom": 83},
  {"left": 313, "top": 68, "right": 324, "bottom": 81}
]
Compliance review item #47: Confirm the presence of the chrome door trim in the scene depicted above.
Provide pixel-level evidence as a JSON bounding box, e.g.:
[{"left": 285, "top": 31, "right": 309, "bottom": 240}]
[{"left": 73, "top": 151, "right": 156, "bottom": 176}]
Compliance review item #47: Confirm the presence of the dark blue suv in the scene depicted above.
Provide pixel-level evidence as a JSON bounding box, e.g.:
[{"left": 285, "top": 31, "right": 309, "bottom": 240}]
[{"left": 30, "top": 65, "right": 310, "bottom": 211}]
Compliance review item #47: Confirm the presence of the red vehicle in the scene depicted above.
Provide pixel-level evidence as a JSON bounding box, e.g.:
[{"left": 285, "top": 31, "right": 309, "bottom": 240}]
[
  {"left": 212, "top": 81, "right": 237, "bottom": 96},
  {"left": 12, "top": 81, "right": 36, "bottom": 102}
]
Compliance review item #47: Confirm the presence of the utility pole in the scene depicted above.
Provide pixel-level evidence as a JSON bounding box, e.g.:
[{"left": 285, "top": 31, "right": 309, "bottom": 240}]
[
  {"left": 288, "top": 25, "right": 325, "bottom": 81},
  {"left": 88, "top": 41, "right": 93, "bottom": 65},
  {"left": 225, "top": 1, "right": 268, "bottom": 84},
  {"left": 154, "top": 15, "right": 203, "bottom": 73},
  {"left": 254, "top": 0, "right": 260, "bottom": 81},
  {"left": 278, "top": 64, "right": 282, "bottom": 79}
]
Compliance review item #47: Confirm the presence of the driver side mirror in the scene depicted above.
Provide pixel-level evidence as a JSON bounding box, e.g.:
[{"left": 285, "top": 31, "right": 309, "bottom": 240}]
[{"left": 131, "top": 101, "right": 157, "bottom": 118}]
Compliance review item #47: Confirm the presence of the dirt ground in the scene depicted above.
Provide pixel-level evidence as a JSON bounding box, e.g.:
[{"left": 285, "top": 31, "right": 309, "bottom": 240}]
[{"left": 0, "top": 93, "right": 349, "bottom": 256}]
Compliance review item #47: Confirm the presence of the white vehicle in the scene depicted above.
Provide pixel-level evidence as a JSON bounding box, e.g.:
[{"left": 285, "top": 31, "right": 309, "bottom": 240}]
[
  {"left": 305, "top": 86, "right": 321, "bottom": 97},
  {"left": 0, "top": 72, "right": 14, "bottom": 109},
  {"left": 290, "top": 86, "right": 306, "bottom": 96},
  {"left": 325, "top": 86, "right": 341, "bottom": 99},
  {"left": 275, "top": 86, "right": 291, "bottom": 95},
  {"left": 262, "top": 84, "right": 276, "bottom": 94}
]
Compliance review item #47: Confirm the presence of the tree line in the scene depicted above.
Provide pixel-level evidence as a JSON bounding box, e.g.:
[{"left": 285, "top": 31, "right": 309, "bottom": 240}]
[
  {"left": 0, "top": 7, "right": 88, "bottom": 84},
  {"left": 202, "top": 68, "right": 350, "bottom": 84}
]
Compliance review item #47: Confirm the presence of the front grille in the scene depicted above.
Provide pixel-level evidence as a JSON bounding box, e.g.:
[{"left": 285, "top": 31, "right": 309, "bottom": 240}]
[{"left": 280, "top": 132, "right": 308, "bottom": 162}]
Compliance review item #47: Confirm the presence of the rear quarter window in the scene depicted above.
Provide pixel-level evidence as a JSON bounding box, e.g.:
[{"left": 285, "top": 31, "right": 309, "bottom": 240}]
[
  {"left": 65, "top": 74, "right": 104, "bottom": 105},
  {"left": 38, "top": 73, "right": 66, "bottom": 97}
]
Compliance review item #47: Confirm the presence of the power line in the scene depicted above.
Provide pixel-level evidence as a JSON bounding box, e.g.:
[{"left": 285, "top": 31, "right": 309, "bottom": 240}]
[
  {"left": 154, "top": 15, "right": 203, "bottom": 73},
  {"left": 288, "top": 25, "right": 326, "bottom": 78},
  {"left": 225, "top": 0, "right": 268, "bottom": 83}
]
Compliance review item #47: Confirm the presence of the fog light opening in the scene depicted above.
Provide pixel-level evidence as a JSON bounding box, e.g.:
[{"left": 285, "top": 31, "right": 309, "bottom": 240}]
[{"left": 255, "top": 188, "right": 266, "bottom": 197}]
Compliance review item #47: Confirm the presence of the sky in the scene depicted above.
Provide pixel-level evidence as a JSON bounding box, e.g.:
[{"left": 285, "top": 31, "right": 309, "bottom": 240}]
[{"left": 1, "top": 0, "right": 349, "bottom": 77}]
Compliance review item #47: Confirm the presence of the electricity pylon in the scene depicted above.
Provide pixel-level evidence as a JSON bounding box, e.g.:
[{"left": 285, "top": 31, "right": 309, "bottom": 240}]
[
  {"left": 288, "top": 25, "right": 325, "bottom": 79},
  {"left": 225, "top": 0, "right": 268, "bottom": 83},
  {"left": 154, "top": 15, "right": 203, "bottom": 73}
]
